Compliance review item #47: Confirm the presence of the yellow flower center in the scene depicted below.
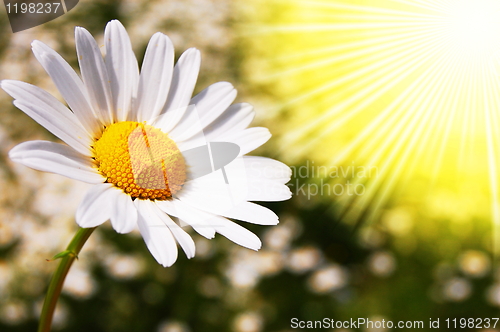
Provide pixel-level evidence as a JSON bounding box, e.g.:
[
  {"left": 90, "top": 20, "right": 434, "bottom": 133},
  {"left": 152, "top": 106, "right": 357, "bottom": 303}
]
[{"left": 93, "top": 121, "right": 186, "bottom": 200}]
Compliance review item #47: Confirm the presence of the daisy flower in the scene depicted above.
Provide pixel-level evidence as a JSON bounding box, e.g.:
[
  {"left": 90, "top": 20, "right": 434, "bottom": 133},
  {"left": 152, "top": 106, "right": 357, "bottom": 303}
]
[{"left": 3, "top": 20, "right": 291, "bottom": 267}]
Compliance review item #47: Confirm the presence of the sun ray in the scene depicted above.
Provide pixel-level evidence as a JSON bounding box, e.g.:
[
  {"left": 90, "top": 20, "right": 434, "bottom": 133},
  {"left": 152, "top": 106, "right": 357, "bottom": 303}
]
[
  {"left": 286, "top": 30, "right": 451, "bottom": 157},
  {"left": 240, "top": 0, "right": 500, "bottom": 250},
  {"left": 348, "top": 50, "right": 470, "bottom": 223},
  {"left": 339, "top": 44, "right": 464, "bottom": 221},
  {"left": 483, "top": 59, "right": 500, "bottom": 255}
]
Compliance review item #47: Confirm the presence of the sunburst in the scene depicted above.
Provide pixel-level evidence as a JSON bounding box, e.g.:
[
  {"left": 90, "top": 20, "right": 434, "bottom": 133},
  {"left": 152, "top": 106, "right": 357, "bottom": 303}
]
[{"left": 240, "top": 0, "right": 500, "bottom": 252}]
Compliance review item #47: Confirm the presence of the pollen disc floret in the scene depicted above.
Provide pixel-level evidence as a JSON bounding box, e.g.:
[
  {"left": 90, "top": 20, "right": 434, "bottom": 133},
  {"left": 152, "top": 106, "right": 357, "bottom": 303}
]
[{"left": 93, "top": 121, "right": 186, "bottom": 200}]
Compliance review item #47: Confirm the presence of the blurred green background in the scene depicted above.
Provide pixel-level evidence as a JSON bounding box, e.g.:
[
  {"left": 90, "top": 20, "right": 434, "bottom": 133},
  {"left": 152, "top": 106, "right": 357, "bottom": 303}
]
[{"left": 0, "top": 0, "right": 499, "bottom": 331}]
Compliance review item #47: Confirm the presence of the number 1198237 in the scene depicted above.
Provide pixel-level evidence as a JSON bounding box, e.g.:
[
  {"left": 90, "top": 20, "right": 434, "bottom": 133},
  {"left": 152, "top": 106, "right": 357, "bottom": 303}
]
[{"left": 6, "top": 2, "right": 62, "bottom": 14}]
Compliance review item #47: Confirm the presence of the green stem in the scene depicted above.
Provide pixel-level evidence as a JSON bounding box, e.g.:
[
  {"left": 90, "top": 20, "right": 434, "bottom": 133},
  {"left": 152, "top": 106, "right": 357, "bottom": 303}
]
[{"left": 38, "top": 227, "right": 96, "bottom": 332}]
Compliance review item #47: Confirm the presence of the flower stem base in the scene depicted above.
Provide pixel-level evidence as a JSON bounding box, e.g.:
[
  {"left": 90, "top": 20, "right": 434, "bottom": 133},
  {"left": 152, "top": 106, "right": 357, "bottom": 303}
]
[{"left": 38, "top": 227, "right": 96, "bottom": 332}]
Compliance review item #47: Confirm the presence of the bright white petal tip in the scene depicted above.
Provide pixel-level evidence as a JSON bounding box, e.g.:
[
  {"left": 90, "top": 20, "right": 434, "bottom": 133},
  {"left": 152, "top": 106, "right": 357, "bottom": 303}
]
[{"left": 214, "top": 218, "right": 262, "bottom": 251}]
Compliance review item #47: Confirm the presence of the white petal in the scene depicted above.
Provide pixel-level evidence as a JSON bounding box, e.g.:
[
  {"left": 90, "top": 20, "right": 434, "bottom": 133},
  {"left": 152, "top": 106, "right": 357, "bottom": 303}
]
[
  {"left": 104, "top": 20, "right": 139, "bottom": 121},
  {"left": 156, "top": 199, "right": 216, "bottom": 239},
  {"left": 246, "top": 181, "right": 292, "bottom": 202},
  {"left": 217, "top": 127, "right": 271, "bottom": 156},
  {"left": 159, "top": 197, "right": 260, "bottom": 249},
  {"left": 135, "top": 33, "right": 174, "bottom": 122},
  {"left": 1, "top": 80, "right": 92, "bottom": 156},
  {"left": 175, "top": 156, "right": 249, "bottom": 209},
  {"left": 199, "top": 155, "right": 291, "bottom": 201},
  {"left": 213, "top": 218, "right": 262, "bottom": 250},
  {"left": 9, "top": 140, "right": 102, "bottom": 183},
  {"left": 76, "top": 27, "right": 114, "bottom": 124},
  {"left": 176, "top": 184, "right": 237, "bottom": 214},
  {"left": 135, "top": 199, "right": 178, "bottom": 267},
  {"left": 243, "top": 156, "right": 292, "bottom": 183},
  {"left": 182, "top": 175, "right": 290, "bottom": 206},
  {"left": 168, "top": 104, "right": 207, "bottom": 143},
  {"left": 109, "top": 188, "right": 137, "bottom": 234},
  {"left": 153, "top": 202, "right": 196, "bottom": 258},
  {"left": 152, "top": 104, "right": 188, "bottom": 135},
  {"left": 161, "top": 48, "right": 201, "bottom": 124},
  {"left": 152, "top": 50, "right": 201, "bottom": 137},
  {"left": 172, "top": 82, "right": 237, "bottom": 141},
  {"left": 191, "top": 82, "right": 237, "bottom": 126},
  {"left": 177, "top": 189, "right": 279, "bottom": 225},
  {"left": 204, "top": 103, "right": 255, "bottom": 141},
  {"left": 31, "top": 41, "right": 100, "bottom": 136},
  {"left": 76, "top": 183, "right": 114, "bottom": 228},
  {"left": 218, "top": 202, "right": 279, "bottom": 225}
]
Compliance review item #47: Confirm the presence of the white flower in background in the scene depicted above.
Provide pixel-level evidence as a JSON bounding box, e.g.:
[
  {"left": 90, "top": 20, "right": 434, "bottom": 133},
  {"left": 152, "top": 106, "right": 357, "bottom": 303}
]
[{"left": 2, "top": 20, "right": 291, "bottom": 267}]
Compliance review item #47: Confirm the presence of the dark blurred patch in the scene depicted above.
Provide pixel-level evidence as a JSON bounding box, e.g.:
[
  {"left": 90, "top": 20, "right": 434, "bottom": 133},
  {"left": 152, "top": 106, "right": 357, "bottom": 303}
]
[
  {"left": 60, "top": 0, "right": 123, "bottom": 34},
  {"left": 4, "top": 0, "right": 69, "bottom": 33}
]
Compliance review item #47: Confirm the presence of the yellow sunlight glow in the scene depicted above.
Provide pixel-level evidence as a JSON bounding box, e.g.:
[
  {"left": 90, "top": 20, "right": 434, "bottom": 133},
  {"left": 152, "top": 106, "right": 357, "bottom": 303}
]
[
  {"left": 448, "top": 0, "right": 500, "bottom": 56},
  {"left": 241, "top": 0, "right": 500, "bottom": 253}
]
